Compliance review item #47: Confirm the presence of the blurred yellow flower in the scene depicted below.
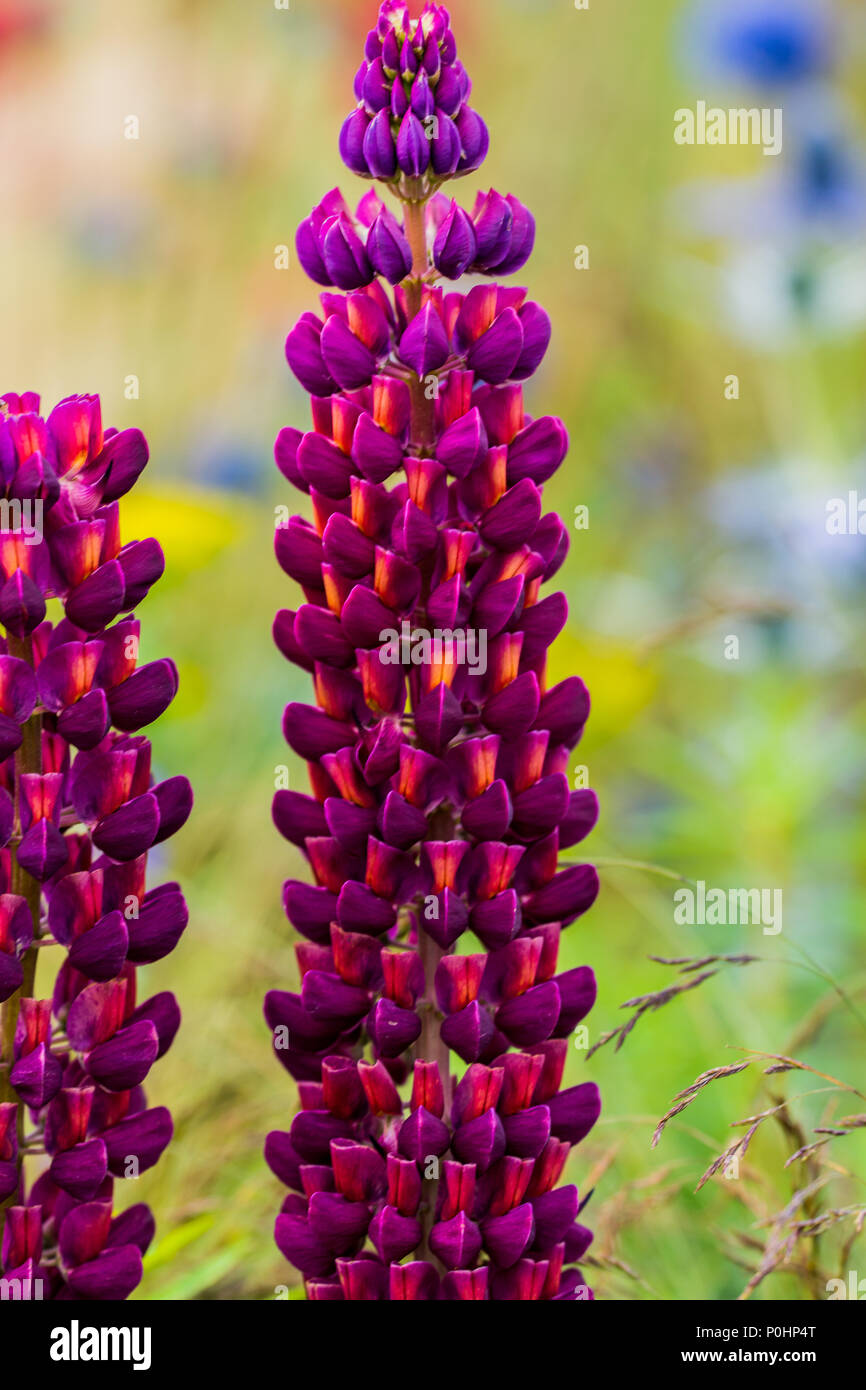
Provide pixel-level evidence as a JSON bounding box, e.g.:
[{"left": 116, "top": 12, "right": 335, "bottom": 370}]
[
  {"left": 119, "top": 486, "right": 249, "bottom": 577},
  {"left": 548, "top": 632, "right": 657, "bottom": 742}
]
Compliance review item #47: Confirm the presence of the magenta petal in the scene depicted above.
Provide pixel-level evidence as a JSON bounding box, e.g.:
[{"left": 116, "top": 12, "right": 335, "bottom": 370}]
[
  {"left": 352, "top": 412, "right": 404, "bottom": 484},
  {"left": 68, "top": 910, "right": 129, "bottom": 982},
  {"left": 363, "top": 108, "right": 398, "bottom": 178},
  {"left": 264, "top": 1130, "right": 304, "bottom": 1191},
  {"left": 16, "top": 820, "right": 68, "bottom": 881},
  {"left": 390, "top": 1259, "right": 439, "bottom": 1300},
  {"left": 97, "top": 428, "right": 149, "bottom": 503},
  {"left": 0, "top": 571, "right": 46, "bottom": 636},
  {"left": 64, "top": 560, "right": 125, "bottom": 632},
  {"left": 302, "top": 971, "right": 370, "bottom": 1025},
  {"left": 293, "top": 607, "right": 355, "bottom": 668},
  {"left": 273, "top": 789, "right": 329, "bottom": 847},
  {"left": 152, "top": 775, "right": 193, "bottom": 844},
  {"left": 501, "top": 1105, "right": 552, "bottom": 1159},
  {"left": 467, "top": 308, "right": 524, "bottom": 385},
  {"left": 0, "top": 953, "right": 24, "bottom": 1004},
  {"left": 126, "top": 887, "right": 188, "bottom": 965},
  {"left": 495, "top": 982, "right": 561, "bottom": 1046},
  {"left": 440, "top": 1000, "right": 495, "bottom": 1063},
  {"left": 0, "top": 713, "right": 23, "bottom": 762},
  {"left": 559, "top": 789, "right": 599, "bottom": 848},
  {"left": 117, "top": 537, "right": 164, "bottom": 607},
  {"left": 10, "top": 1042, "right": 62, "bottom": 1108},
  {"left": 429, "top": 1211, "right": 482, "bottom": 1270},
  {"left": 530, "top": 1184, "right": 579, "bottom": 1249},
  {"left": 286, "top": 315, "right": 338, "bottom": 396},
  {"left": 86, "top": 1019, "right": 159, "bottom": 1092},
  {"left": 126, "top": 992, "right": 181, "bottom": 1060},
  {"left": 452, "top": 1108, "right": 506, "bottom": 1171},
  {"left": 482, "top": 672, "right": 540, "bottom": 739},
  {"left": 436, "top": 406, "right": 487, "bottom": 478},
  {"left": 548, "top": 1082, "right": 602, "bottom": 1144},
  {"left": 57, "top": 1200, "right": 113, "bottom": 1268},
  {"left": 307, "top": 1189, "right": 370, "bottom": 1255},
  {"left": 398, "top": 303, "right": 450, "bottom": 378},
  {"left": 455, "top": 106, "right": 489, "bottom": 174},
  {"left": 66, "top": 1243, "right": 144, "bottom": 1300},
  {"left": 57, "top": 688, "right": 110, "bottom": 750},
  {"left": 431, "top": 112, "right": 462, "bottom": 176},
  {"left": 93, "top": 792, "right": 160, "bottom": 862},
  {"left": 340, "top": 108, "right": 371, "bottom": 176},
  {"left": 552, "top": 966, "right": 597, "bottom": 1037},
  {"left": 275, "top": 426, "right": 308, "bottom": 490},
  {"left": 106, "top": 1203, "right": 156, "bottom": 1256},
  {"left": 103, "top": 1106, "right": 173, "bottom": 1176},
  {"left": 0, "top": 655, "right": 38, "bottom": 722},
  {"left": 107, "top": 659, "right": 178, "bottom": 731},
  {"left": 396, "top": 111, "right": 429, "bottom": 177},
  {"left": 49, "top": 1138, "right": 108, "bottom": 1201},
  {"left": 433, "top": 201, "right": 477, "bottom": 277},
  {"left": 482, "top": 1203, "right": 535, "bottom": 1268},
  {"left": 442, "top": 1267, "right": 489, "bottom": 1300},
  {"left": 274, "top": 1213, "right": 334, "bottom": 1279},
  {"left": 366, "top": 206, "right": 412, "bottom": 284},
  {"left": 512, "top": 302, "right": 551, "bottom": 379},
  {"left": 368, "top": 1204, "right": 422, "bottom": 1263},
  {"left": 321, "top": 314, "right": 379, "bottom": 391},
  {"left": 507, "top": 415, "right": 569, "bottom": 486},
  {"left": 296, "top": 217, "right": 331, "bottom": 286},
  {"left": 336, "top": 1256, "right": 387, "bottom": 1300},
  {"left": 480, "top": 478, "right": 542, "bottom": 550},
  {"left": 524, "top": 864, "right": 599, "bottom": 926}
]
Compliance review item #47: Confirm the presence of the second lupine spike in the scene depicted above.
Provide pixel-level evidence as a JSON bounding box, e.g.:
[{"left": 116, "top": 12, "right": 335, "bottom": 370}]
[
  {"left": 0, "top": 392, "right": 191, "bottom": 1301},
  {"left": 268, "top": 0, "right": 600, "bottom": 1301}
]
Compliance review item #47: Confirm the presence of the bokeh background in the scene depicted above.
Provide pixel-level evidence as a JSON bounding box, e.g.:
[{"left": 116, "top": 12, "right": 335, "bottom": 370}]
[{"left": 3, "top": 0, "right": 865, "bottom": 1300}]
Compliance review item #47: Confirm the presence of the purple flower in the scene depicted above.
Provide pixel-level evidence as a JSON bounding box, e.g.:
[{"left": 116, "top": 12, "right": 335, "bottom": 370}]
[
  {"left": 269, "top": 2, "right": 599, "bottom": 1302},
  {"left": 0, "top": 392, "right": 190, "bottom": 1301},
  {"left": 297, "top": 193, "right": 415, "bottom": 291}
]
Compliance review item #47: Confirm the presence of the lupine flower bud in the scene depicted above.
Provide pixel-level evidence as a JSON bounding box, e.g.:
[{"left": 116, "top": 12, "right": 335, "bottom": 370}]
[
  {"left": 269, "top": 3, "right": 599, "bottom": 1301},
  {"left": 0, "top": 392, "right": 191, "bottom": 1300},
  {"left": 367, "top": 206, "right": 414, "bottom": 284},
  {"left": 466, "top": 191, "right": 537, "bottom": 276},
  {"left": 298, "top": 193, "right": 415, "bottom": 291},
  {"left": 432, "top": 200, "right": 476, "bottom": 278},
  {"left": 340, "top": 2, "right": 488, "bottom": 195}
]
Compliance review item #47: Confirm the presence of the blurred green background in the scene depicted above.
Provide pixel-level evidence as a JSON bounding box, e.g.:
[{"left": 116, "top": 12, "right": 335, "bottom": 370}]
[{"left": 3, "top": 0, "right": 865, "bottom": 1299}]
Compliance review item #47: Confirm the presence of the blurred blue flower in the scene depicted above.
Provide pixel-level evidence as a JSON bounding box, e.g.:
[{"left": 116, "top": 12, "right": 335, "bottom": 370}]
[
  {"left": 681, "top": 0, "right": 835, "bottom": 86},
  {"left": 668, "top": 81, "right": 866, "bottom": 343},
  {"left": 704, "top": 457, "right": 866, "bottom": 594},
  {"left": 187, "top": 429, "right": 268, "bottom": 494},
  {"left": 699, "top": 456, "right": 866, "bottom": 666},
  {"left": 672, "top": 118, "right": 866, "bottom": 243},
  {"left": 789, "top": 128, "right": 866, "bottom": 228}
]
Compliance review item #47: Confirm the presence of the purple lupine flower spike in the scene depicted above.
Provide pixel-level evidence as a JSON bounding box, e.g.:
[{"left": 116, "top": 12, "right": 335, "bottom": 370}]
[
  {"left": 0, "top": 392, "right": 191, "bottom": 1301},
  {"left": 269, "top": 2, "right": 599, "bottom": 1302}
]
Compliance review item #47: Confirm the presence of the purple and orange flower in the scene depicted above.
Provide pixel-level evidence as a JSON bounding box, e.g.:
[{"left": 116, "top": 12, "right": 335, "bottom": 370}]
[
  {"left": 0, "top": 391, "right": 190, "bottom": 1301},
  {"left": 267, "top": 2, "right": 599, "bottom": 1301}
]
